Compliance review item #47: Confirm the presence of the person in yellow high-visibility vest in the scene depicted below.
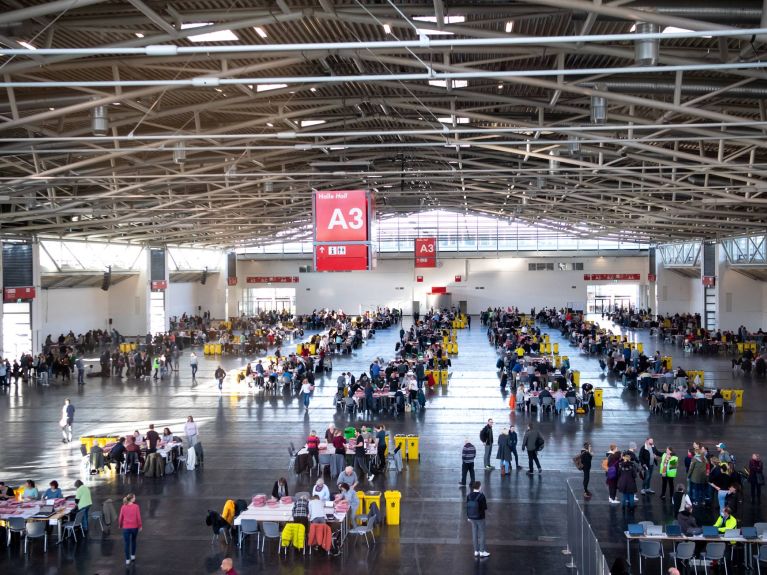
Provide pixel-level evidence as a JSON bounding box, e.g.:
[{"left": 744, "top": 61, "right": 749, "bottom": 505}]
[{"left": 713, "top": 506, "right": 737, "bottom": 533}]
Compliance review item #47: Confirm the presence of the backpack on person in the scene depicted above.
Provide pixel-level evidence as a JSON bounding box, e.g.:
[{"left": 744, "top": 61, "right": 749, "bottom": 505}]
[
  {"left": 479, "top": 426, "right": 488, "bottom": 444},
  {"left": 535, "top": 435, "right": 545, "bottom": 451},
  {"left": 573, "top": 453, "right": 584, "bottom": 471},
  {"left": 466, "top": 495, "right": 481, "bottom": 520}
]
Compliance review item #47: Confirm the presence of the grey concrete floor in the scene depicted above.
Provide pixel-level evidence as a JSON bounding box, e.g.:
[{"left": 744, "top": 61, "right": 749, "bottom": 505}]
[{"left": 0, "top": 315, "right": 764, "bottom": 574}]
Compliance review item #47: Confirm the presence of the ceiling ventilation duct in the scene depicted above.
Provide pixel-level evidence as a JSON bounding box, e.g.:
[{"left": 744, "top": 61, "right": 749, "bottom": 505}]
[
  {"left": 172, "top": 143, "right": 186, "bottom": 164},
  {"left": 591, "top": 88, "right": 607, "bottom": 125},
  {"left": 91, "top": 104, "right": 108, "bottom": 136},
  {"left": 634, "top": 22, "right": 660, "bottom": 65}
]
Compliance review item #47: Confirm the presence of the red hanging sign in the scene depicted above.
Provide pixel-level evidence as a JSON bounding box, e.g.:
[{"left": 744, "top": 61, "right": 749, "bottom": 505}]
[
  {"left": 313, "top": 190, "right": 370, "bottom": 243},
  {"left": 414, "top": 237, "right": 437, "bottom": 268},
  {"left": 151, "top": 280, "right": 167, "bottom": 291},
  {"left": 314, "top": 244, "right": 369, "bottom": 272},
  {"left": 227, "top": 277, "right": 238, "bottom": 286}
]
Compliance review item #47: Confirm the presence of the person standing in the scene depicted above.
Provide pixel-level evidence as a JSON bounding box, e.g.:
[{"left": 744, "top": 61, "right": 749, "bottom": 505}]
[
  {"left": 639, "top": 437, "right": 662, "bottom": 495},
  {"left": 496, "top": 427, "right": 512, "bottom": 476},
  {"left": 749, "top": 453, "right": 764, "bottom": 503},
  {"left": 74, "top": 480, "right": 92, "bottom": 532},
  {"left": 460, "top": 438, "right": 477, "bottom": 487},
  {"left": 145, "top": 424, "right": 160, "bottom": 454},
  {"left": 479, "top": 419, "right": 494, "bottom": 470},
  {"left": 300, "top": 378, "right": 313, "bottom": 411},
  {"left": 184, "top": 415, "right": 198, "bottom": 447},
  {"left": 190, "top": 352, "right": 198, "bottom": 381},
  {"left": 687, "top": 448, "right": 707, "bottom": 506},
  {"left": 118, "top": 493, "right": 142, "bottom": 565},
  {"left": 522, "top": 423, "right": 544, "bottom": 474},
  {"left": 306, "top": 429, "right": 320, "bottom": 471},
  {"left": 617, "top": 452, "right": 638, "bottom": 513},
  {"left": 508, "top": 425, "right": 521, "bottom": 470},
  {"left": 659, "top": 446, "right": 678, "bottom": 500},
  {"left": 214, "top": 365, "right": 226, "bottom": 391},
  {"left": 75, "top": 356, "right": 85, "bottom": 386},
  {"left": 60, "top": 398, "right": 75, "bottom": 443},
  {"left": 466, "top": 481, "right": 490, "bottom": 558},
  {"left": 354, "top": 428, "right": 374, "bottom": 482},
  {"left": 581, "top": 443, "right": 593, "bottom": 498}
]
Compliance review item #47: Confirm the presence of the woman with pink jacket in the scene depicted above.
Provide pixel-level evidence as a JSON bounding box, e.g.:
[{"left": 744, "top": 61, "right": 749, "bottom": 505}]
[{"left": 118, "top": 493, "right": 142, "bottom": 565}]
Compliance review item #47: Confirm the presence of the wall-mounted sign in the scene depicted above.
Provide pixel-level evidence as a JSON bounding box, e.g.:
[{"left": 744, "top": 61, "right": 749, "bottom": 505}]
[
  {"left": 702, "top": 276, "right": 716, "bottom": 287},
  {"left": 3, "top": 286, "right": 35, "bottom": 302},
  {"left": 314, "top": 244, "right": 369, "bottom": 272},
  {"left": 416, "top": 275, "right": 424, "bottom": 283},
  {"left": 431, "top": 286, "right": 447, "bottom": 294},
  {"left": 246, "top": 276, "right": 299, "bottom": 284},
  {"left": 150, "top": 280, "right": 167, "bottom": 291},
  {"left": 454, "top": 275, "right": 462, "bottom": 283},
  {"left": 227, "top": 277, "right": 238, "bottom": 286},
  {"left": 647, "top": 273, "right": 656, "bottom": 282},
  {"left": 583, "top": 274, "right": 641, "bottom": 281},
  {"left": 414, "top": 237, "right": 437, "bottom": 268}
]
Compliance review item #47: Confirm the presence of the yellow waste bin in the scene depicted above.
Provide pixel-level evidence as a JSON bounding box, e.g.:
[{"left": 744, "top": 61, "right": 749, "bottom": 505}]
[
  {"left": 394, "top": 435, "right": 407, "bottom": 457},
  {"left": 80, "top": 436, "right": 95, "bottom": 450},
  {"left": 554, "top": 355, "right": 562, "bottom": 368},
  {"left": 405, "top": 435, "right": 420, "bottom": 460},
  {"left": 204, "top": 343, "right": 211, "bottom": 355},
  {"left": 553, "top": 342, "right": 559, "bottom": 355},
  {"left": 297, "top": 343, "right": 303, "bottom": 355},
  {"left": 721, "top": 389, "right": 733, "bottom": 401},
  {"left": 360, "top": 491, "right": 382, "bottom": 522},
  {"left": 661, "top": 356, "right": 673, "bottom": 370},
  {"left": 734, "top": 389, "right": 744, "bottom": 408},
  {"left": 214, "top": 343, "right": 223, "bottom": 355},
  {"left": 737, "top": 343, "right": 744, "bottom": 354},
  {"left": 96, "top": 437, "right": 109, "bottom": 448},
  {"left": 637, "top": 342, "right": 644, "bottom": 354},
  {"left": 440, "top": 370, "right": 449, "bottom": 386},
  {"left": 384, "top": 490, "right": 402, "bottom": 525},
  {"left": 594, "top": 388, "right": 603, "bottom": 408},
  {"left": 572, "top": 370, "right": 580, "bottom": 387}
]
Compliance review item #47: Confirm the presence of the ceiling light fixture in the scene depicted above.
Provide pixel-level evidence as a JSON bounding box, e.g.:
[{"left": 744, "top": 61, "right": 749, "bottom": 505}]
[
  {"left": 256, "top": 83, "right": 287, "bottom": 92},
  {"left": 18, "top": 41, "right": 36, "bottom": 50},
  {"left": 383, "top": 24, "right": 392, "bottom": 34},
  {"left": 505, "top": 21, "right": 514, "bottom": 33},
  {"left": 254, "top": 26, "right": 268, "bottom": 38},
  {"left": 182, "top": 23, "right": 238, "bottom": 42},
  {"left": 135, "top": 32, "right": 145, "bottom": 38}
]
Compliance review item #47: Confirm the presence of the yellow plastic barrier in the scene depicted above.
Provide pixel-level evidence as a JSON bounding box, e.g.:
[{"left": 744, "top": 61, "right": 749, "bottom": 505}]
[
  {"left": 734, "top": 389, "right": 744, "bottom": 408},
  {"left": 594, "top": 388, "right": 603, "bottom": 408},
  {"left": 384, "top": 490, "right": 402, "bottom": 525},
  {"left": 405, "top": 435, "right": 420, "bottom": 460}
]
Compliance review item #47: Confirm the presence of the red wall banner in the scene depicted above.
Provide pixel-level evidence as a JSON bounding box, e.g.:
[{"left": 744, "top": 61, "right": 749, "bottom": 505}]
[
  {"left": 414, "top": 237, "right": 437, "bottom": 268},
  {"left": 583, "top": 274, "right": 641, "bottom": 281},
  {"left": 314, "top": 190, "right": 369, "bottom": 243},
  {"left": 246, "top": 276, "right": 299, "bottom": 284},
  {"left": 314, "top": 244, "right": 369, "bottom": 272},
  {"left": 3, "top": 287, "right": 35, "bottom": 302}
]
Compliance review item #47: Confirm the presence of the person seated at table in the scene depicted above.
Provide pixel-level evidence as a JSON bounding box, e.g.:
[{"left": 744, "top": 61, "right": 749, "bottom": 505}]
[
  {"left": 43, "top": 480, "right": 62, "bottom": 500},
  {"left": 109, "top": 437, "right": 127, "bottom": 466},
  {"left": 23, "top": 480, "right": 39, "bottom": 500},
  {"left": 161, "top": 427, "right": 174, "bottom": 445},
  {"left": 539, "top": 387, "right": 552, "bottom": 400},
  {"left": 324, "top": 424, "right": 336, "bottom": 444},
  {"left": 694, "top": 388, "right": 705, "bottom": 399},
  {"left": 0, "top": 482, "right": 14, "bottom": 500},
  {"left": 677, "top": 503, "right": 702, "bottom": 535},
  {"left": 713, "top": 506, "right": 737, "bottom": 533},
  {"left": 337, "top": 465, "right": 358, "bottom": 490},
  {"left": 338, "top": 482, "right": 360, "bottom": 516},
  {"left": 312, "top": 478, "right": 330, "bottom": 502},
  {"left": 308, "top": 495, "right": 327, "bottom": 523},
  {"left": 272, "top": 477, "right": 289, "bottom": 499},
  {"left": 712, "top": 388, "right": 723, "bottom": 401},
  {"left": 133, "top": 429, "right": 144, "bottom": 444},
  {"left": 90, "top": 441, "right": 107, "bottom": 473}
]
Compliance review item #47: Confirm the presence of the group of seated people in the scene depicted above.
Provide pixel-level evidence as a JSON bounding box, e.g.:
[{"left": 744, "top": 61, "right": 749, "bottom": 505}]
[
  {"left": 335, "top": 361, "right": 428, "bottom": 416},
  {"left": 297, "top": 307, "right": 400, "bottom": 331},
  {"left": 0, "top": 479, "right": 63, "bottom": 501},
  {"left": 514, "top": 380, "right": 595, "bottom": 413},
  {"left": 89, "top": 424, "right": 181, "bottom": 474}
]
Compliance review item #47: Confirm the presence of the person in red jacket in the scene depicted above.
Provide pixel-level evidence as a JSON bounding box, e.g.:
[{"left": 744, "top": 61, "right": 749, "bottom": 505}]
[
  {"left": 307, "top": 430, "right": 321, "bottom": 470},
  {"left": 118, "top": 493, "right": 142, "bottom": 565},
  {"left": 220, "top": 557, "right": 238, "bottom": 575}
]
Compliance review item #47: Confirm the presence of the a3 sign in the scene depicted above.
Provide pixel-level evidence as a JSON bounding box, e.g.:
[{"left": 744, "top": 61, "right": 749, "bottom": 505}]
[
  {"left": 313, "top": 190, "right": 374, "bottom": 271},
  {"left": 414, "top": 237, "right": 437, "bottom": 268}
]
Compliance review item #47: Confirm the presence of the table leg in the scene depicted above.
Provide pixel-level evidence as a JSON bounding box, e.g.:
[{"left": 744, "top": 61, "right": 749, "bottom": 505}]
[{"left": 626, "top": 538, "right": 631, "bottom": 566}]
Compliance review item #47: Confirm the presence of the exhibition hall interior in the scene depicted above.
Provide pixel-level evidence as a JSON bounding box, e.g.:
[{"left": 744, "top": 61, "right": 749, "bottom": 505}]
[{"left": 2, "top": 1, "right": 767, "bottom": 574}]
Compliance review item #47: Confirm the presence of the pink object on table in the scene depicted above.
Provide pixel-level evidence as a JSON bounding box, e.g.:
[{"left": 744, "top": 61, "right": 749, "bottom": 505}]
[{"left": 280, "top": 496, "right": 292, "bottom": 505}]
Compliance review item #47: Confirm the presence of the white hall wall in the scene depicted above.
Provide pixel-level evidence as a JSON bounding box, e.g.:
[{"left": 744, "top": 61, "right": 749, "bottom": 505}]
[
  {"left": 655, "top": 264, "right": 697, "bottom": 316},
  {"left": 717, "top": 265, "right": 767, "bottom": 331},
  {"left": 39, "top": 287, "right": 110, "bottom": 339},
  {"left": 235, "top": 254, "right": 649, "bottom": 315},
  {"left": 167, "top": 275, "right": 227, "bottom": 320}
]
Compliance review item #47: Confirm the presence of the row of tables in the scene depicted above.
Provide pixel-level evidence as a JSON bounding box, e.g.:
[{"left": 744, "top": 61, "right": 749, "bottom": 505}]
[{"left": 0, "top": 499, "right": 77, "bottom": 544}]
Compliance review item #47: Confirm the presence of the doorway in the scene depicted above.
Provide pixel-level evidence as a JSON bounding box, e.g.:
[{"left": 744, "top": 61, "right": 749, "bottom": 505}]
[
  {"left": 240, "top": 288, "right": 296, "bottom": 315},
  {"left": 586, "top": 284, "right": 640, "bottom": 314},
  {"left": 2, "top": 301, "right": 32, "bottom": 359}
]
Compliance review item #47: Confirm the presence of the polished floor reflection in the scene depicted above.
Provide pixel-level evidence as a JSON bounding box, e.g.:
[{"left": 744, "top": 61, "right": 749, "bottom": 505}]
[{"left": 0, "top": 315, "right": 764, "bottom": 574}]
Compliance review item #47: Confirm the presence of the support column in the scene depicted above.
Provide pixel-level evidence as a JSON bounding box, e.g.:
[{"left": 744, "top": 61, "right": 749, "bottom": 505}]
[{"left": 30, "top": 240, "right": 42, "bottom": 354}]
